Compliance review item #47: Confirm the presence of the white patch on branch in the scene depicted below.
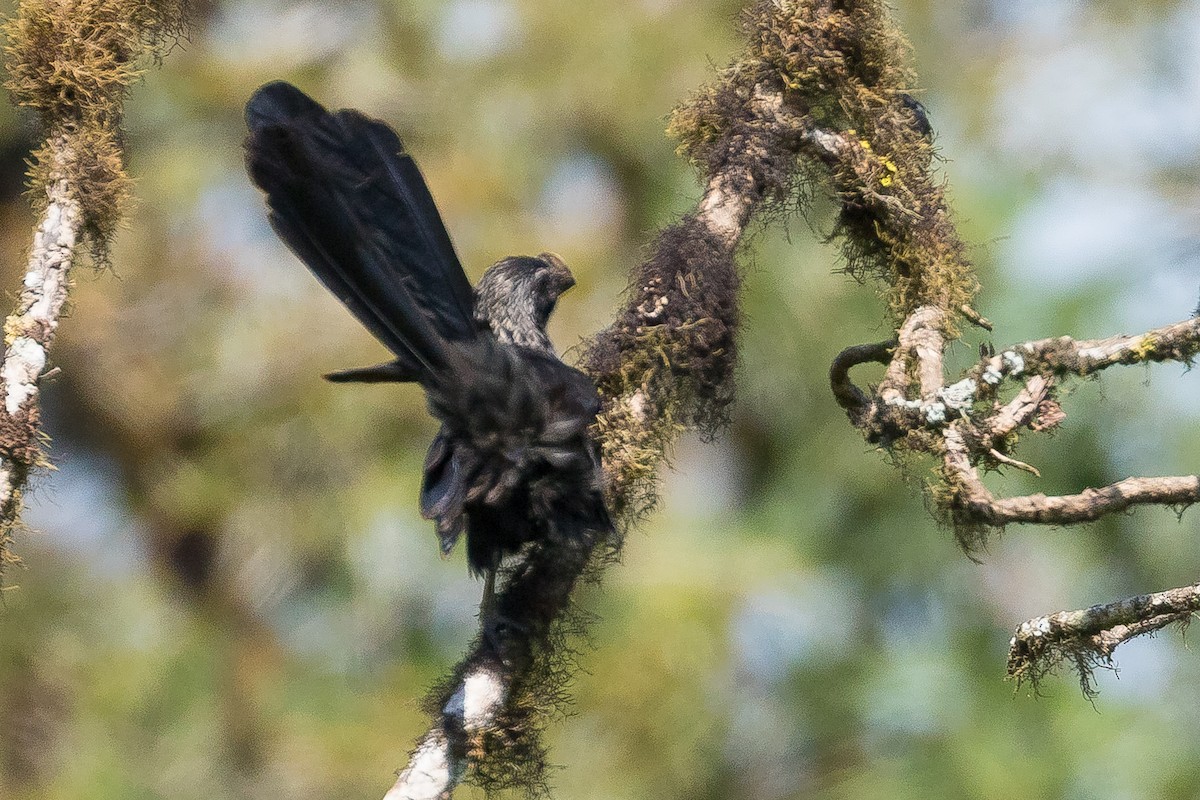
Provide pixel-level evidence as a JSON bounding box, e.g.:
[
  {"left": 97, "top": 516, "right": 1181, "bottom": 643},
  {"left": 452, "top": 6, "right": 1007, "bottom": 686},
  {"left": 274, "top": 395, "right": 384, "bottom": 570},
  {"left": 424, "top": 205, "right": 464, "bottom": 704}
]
[
  {"left": 639, "top": 294, "right": 670, "bottom": 320},
  {"left": 885, "top": 396, "right": 922, "bottom": 410},
  {"left": 804, "top": 128, "right": 845, "bottom": 158},
  {"left": 385, "top": 731, "right": 459, "bottom": 800},
  {"left": 0, "top": 170, "right": 81, "bottom": 514},
  {"left": 628, "top": 390, "right": 647, "bottom": 423},
  {"left": 449, "top": 666, "right": 505, "bottom": 733},
  {"left": 938, "top": 377, "right": 976, "bottom": 411},
  {"left": 1001, "top": 350, "right": 1025, "bottom": 375},
  {"left": 699, "top": 173, "right": 752, "bottom": 244},
  {"left": 385, "top": 665, "right": 507, "bottom": 800},
  {"left": 1, "top": 180, "right": 79, "bottom": 418},
  {"left": 2, "top": 338, "right": 46, "bottom": 415}
]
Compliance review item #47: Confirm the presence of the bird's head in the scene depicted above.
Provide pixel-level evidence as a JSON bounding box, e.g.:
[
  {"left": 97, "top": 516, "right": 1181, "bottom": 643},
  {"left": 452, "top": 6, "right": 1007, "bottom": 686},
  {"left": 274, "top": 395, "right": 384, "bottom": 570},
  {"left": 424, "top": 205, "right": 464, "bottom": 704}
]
[{"left": 474, "top": 252, "right": 576, "bottom": 351}]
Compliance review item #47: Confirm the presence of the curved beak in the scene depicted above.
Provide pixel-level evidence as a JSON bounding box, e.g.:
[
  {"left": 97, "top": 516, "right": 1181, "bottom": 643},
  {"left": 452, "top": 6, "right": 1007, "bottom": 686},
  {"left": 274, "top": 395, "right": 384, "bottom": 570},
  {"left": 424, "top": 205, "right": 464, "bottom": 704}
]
[{"left": 538, "top": 251, "right": 576, "bottom": 296}]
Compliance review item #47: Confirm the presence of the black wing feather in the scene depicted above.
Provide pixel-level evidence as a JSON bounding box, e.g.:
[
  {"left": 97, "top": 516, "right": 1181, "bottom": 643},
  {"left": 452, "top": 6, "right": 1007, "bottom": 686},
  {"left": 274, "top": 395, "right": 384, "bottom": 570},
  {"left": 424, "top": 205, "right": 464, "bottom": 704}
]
[
  {"left": 331, "top": 108, "right": 476, "bottom": 327},
  {"left": 245, "top": 81, "right": 476, "bottom": 373}
]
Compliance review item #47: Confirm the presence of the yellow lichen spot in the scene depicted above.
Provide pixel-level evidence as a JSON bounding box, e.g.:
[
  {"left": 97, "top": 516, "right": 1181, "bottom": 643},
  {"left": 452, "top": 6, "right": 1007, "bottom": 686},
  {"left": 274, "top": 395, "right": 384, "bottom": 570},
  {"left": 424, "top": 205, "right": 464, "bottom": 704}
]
[
  {"left": 859, "top": 138, "right": 872, "bottom": 151},
  {"left": 1131, "top": 333, "right": 1158, "bottom": 360},
  {"left": 879, "top": 156, "right": 898, "bottom": 187}
]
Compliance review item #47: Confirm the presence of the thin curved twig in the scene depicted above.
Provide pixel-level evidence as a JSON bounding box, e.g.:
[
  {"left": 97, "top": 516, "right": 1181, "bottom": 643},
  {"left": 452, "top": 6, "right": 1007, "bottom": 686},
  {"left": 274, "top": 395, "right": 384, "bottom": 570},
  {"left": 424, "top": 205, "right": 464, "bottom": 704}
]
[
  {"left": 829, "top": 339, "right": 894, "bottom": 413},
  {"left": 944, "top": 425, "right": 1200, "bottom": 525},
  {"left": 1008, "top": 583, "right": 1200, "bottom": 695}
]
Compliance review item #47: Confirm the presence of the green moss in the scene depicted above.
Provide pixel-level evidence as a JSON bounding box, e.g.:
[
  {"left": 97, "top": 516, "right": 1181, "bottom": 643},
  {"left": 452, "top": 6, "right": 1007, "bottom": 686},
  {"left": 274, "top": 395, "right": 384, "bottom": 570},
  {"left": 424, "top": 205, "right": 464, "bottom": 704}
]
[
  {"left": 671, "top": 0, "right": 978, "bottom": 332},
  {"left": 3, "top": 0, "right": 188, "bottom": 266},
  {"left": 584, "top": 215, "right": 741, "bottom": 525}
]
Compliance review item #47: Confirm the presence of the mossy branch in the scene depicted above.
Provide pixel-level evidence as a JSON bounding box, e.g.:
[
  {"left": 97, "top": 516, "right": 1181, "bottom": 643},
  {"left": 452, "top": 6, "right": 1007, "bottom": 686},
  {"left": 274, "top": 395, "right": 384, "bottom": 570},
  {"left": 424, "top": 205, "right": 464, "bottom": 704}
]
[
  {"left": 384, "top": 20, "right": 828, "bottom": 800},
  {"left": 717, "top": 1, "right": 1200, "bottom": 696},
  {"left": 671, "top": 0, "right": 978, "bottom": 329},
  {"left": 830, "top": 302, "right": 1199, "bottom": 689},
  {"left": 668, "top": 0, "right": 1200, "bottom": 697},
  {"left": 0, "top": 0, "right": 187, "bottom": 570}
]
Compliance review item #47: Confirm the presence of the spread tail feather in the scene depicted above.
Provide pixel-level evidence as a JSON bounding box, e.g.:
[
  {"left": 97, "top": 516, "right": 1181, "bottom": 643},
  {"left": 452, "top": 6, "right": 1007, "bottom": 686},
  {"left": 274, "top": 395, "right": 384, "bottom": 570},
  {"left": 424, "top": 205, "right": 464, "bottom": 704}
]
[{"left": 245, "top": 81, "right": 478, "bottom": 376}]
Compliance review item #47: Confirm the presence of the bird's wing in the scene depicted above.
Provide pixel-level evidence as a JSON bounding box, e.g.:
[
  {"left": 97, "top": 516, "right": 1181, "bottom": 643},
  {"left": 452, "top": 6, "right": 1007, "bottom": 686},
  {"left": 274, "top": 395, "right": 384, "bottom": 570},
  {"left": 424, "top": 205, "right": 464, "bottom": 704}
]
[{"left": 245, "top": 81, "right": 477, "bottom": 373}]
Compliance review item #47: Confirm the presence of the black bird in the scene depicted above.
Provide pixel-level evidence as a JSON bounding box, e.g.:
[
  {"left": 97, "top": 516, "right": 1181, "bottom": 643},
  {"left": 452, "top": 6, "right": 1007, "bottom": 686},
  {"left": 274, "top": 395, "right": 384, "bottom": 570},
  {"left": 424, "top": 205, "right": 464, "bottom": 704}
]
[{"left": 244, "top": 81, "right": 612, "bottom": 617}]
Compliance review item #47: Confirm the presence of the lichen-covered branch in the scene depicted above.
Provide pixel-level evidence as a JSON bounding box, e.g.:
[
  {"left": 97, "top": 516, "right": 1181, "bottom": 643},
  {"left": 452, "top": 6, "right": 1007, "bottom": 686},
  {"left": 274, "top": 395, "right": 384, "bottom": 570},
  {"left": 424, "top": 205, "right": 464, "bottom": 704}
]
[
  {"left": 833, "top": 303, "right": 1200, "bottom": 684},
  {"left": 1015, "top": 317, "right": 1200, "bottom": 376},
  {"left": 0, "top": 157, "right": 80, "bottom": 573},
  {"left": 0, "top": 0, "right": 188, "bottom": 569},
  {"left": 719, "top": 1, "right": 1200, "bottom": 691},
  {"left": 1008, "top": 584, "right": 1200, "bottom": 698},
  {"left": 829, "top": 309, "right": 1200, "bottom": 541}
]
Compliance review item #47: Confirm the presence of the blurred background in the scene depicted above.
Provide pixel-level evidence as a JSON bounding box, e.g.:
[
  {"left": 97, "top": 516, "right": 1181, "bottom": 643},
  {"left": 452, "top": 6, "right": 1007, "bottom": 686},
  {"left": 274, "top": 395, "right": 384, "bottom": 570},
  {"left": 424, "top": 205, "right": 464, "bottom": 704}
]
[{"left": 0, "top": 0, "right": 1198, "bottom": 797}]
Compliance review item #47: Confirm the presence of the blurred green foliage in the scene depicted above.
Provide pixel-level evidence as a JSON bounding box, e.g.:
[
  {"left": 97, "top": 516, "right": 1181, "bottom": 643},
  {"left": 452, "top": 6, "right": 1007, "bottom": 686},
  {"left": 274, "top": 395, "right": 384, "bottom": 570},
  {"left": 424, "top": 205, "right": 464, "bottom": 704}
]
[{"left": 0, "top": 0, "right": 1197, "bottom": 798}]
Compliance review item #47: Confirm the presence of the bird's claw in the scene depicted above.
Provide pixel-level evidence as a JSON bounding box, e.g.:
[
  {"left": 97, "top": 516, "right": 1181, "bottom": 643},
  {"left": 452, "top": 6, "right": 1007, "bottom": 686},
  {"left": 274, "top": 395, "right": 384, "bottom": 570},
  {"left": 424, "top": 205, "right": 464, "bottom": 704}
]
[{"left": 482, "top": 611, "right": 530, "bottom": 662}]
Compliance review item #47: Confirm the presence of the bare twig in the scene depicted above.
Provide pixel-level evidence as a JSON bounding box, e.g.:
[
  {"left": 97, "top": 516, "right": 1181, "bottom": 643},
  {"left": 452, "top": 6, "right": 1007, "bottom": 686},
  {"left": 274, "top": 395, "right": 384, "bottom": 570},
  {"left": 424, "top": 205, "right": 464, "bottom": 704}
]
[
  {"left": 830, "top": 339, "right": 894, "bottom": 413},
  {"left": 1008, "top": 583, "right": 1200, "bottom": 695},
  {"left": 986, "top": 449, "right": 1040, "bottom": 477},
  {"left": 944, "top": 425, "right": 1200, "bottom": 525},
  {"left": 983, "top": 375, "right": 1050, "bottom": 442}
]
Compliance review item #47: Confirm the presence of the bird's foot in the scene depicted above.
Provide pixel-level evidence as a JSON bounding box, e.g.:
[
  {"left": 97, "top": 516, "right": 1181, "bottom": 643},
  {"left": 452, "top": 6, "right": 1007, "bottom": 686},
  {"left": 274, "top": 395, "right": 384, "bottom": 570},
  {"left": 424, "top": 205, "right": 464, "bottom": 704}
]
[
  {"left": 477, "top": 568, "right": 531, "bottom": 661},
  {"left": 481, "top": 611, "right": 531, "bottom": 661}
]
